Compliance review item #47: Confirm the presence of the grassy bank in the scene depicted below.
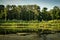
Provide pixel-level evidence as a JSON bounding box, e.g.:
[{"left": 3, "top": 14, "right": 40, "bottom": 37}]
[{"left": 0, "top": 20, "right": 60, "bottom": 34}]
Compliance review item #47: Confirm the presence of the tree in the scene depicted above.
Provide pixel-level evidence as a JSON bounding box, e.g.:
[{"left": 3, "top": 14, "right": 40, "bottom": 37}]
[
  {"left": 41, "top": 7, "right": 52, "bottom": 21},
  {"left": 6, "top": 5, "right": 19, "bottom": 20},
  {"left": 20, "top": 6, "right": 35, "bottom": 20},
  {"left": 0, "top": 5, "right": 4, "bottom": 12},
  {"left": 0, "top": 5, "right": 5, "bottom": 20},
  {"left": 49, "top": 6, "right": 60, "bottom": 19}
]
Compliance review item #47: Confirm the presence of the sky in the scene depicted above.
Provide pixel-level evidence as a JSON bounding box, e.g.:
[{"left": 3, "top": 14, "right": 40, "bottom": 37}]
[{"left": 0, "top": 0, "right": 60, "bottom": 10}]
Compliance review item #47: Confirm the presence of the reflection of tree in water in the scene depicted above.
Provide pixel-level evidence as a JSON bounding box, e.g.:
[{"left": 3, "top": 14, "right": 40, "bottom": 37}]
[
  {"left": 38, "top": 33, "right": 55, "bottom": 40},
  {"left": 41, "top": 34, "right": 47, "bottom": 40},
  {"left": 37, "top": 29, "right": 53, "bottom": 40},
  {"left": 38, "top": 34, "right": 47, "bottom": 40}
]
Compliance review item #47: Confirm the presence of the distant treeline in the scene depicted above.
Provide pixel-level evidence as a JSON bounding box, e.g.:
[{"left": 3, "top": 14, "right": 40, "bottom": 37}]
[{"left": 0, "top": 5, "right": 60, "bottom": 21}]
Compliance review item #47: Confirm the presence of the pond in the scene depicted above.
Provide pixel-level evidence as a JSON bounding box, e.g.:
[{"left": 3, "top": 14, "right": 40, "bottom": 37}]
[{"left": 0, "top": 33, "right": 60, "bottom": 40}]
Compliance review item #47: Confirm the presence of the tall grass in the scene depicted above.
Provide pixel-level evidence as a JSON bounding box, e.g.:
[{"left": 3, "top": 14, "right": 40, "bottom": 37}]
[{"left": 0, "top": 20, "right": 60, "bottom": 34}]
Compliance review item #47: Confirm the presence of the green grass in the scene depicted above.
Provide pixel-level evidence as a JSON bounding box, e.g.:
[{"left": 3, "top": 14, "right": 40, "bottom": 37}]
[{"left": 0, "top": 20, "right": 60, "bottom": 34}]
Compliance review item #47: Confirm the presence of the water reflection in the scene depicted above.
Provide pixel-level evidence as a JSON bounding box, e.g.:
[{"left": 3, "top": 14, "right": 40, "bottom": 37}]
[{"left": 0, "top": 33, "right": 60, "bottom": 40}]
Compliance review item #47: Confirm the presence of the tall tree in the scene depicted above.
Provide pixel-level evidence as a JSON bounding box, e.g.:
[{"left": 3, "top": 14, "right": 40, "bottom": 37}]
[
  {"left": 0, "top": 5, "right": 5, "bottom": 20},
  {"left": 41, "top": 7, "right": 52, "bottom": 21},
  {"left": 49, "top": 6, "right": 60, "bottom": 19}
]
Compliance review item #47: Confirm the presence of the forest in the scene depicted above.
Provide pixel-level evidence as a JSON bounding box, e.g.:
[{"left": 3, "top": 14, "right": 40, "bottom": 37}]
[{"left": 0, "top": 5, "right": 60, "bottom": 21}]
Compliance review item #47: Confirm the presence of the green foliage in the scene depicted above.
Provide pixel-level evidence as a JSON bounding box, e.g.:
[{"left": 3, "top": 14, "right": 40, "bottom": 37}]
[
  {"left": 0, "top": 20, "right": 60, "bottom": 34},
  {"left": 0, "top": 5, "right": 60, "bottom": 34},
  {"left": 0, "top": 5, "right": 60, "bottom": 21},
  {"left": 49, "top": 6, "right": 60, "bottom": 19}
]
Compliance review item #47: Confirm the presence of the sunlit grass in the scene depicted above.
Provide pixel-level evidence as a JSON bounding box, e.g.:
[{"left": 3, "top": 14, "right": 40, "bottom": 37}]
[{"left": 0, "top": 20, "right": 60, "bottom": 34}]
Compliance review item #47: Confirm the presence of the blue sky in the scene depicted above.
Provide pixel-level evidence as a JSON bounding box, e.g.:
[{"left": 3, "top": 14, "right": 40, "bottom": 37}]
[{"left": 0, "top": 0, "right": 60, "bottom": 10}]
